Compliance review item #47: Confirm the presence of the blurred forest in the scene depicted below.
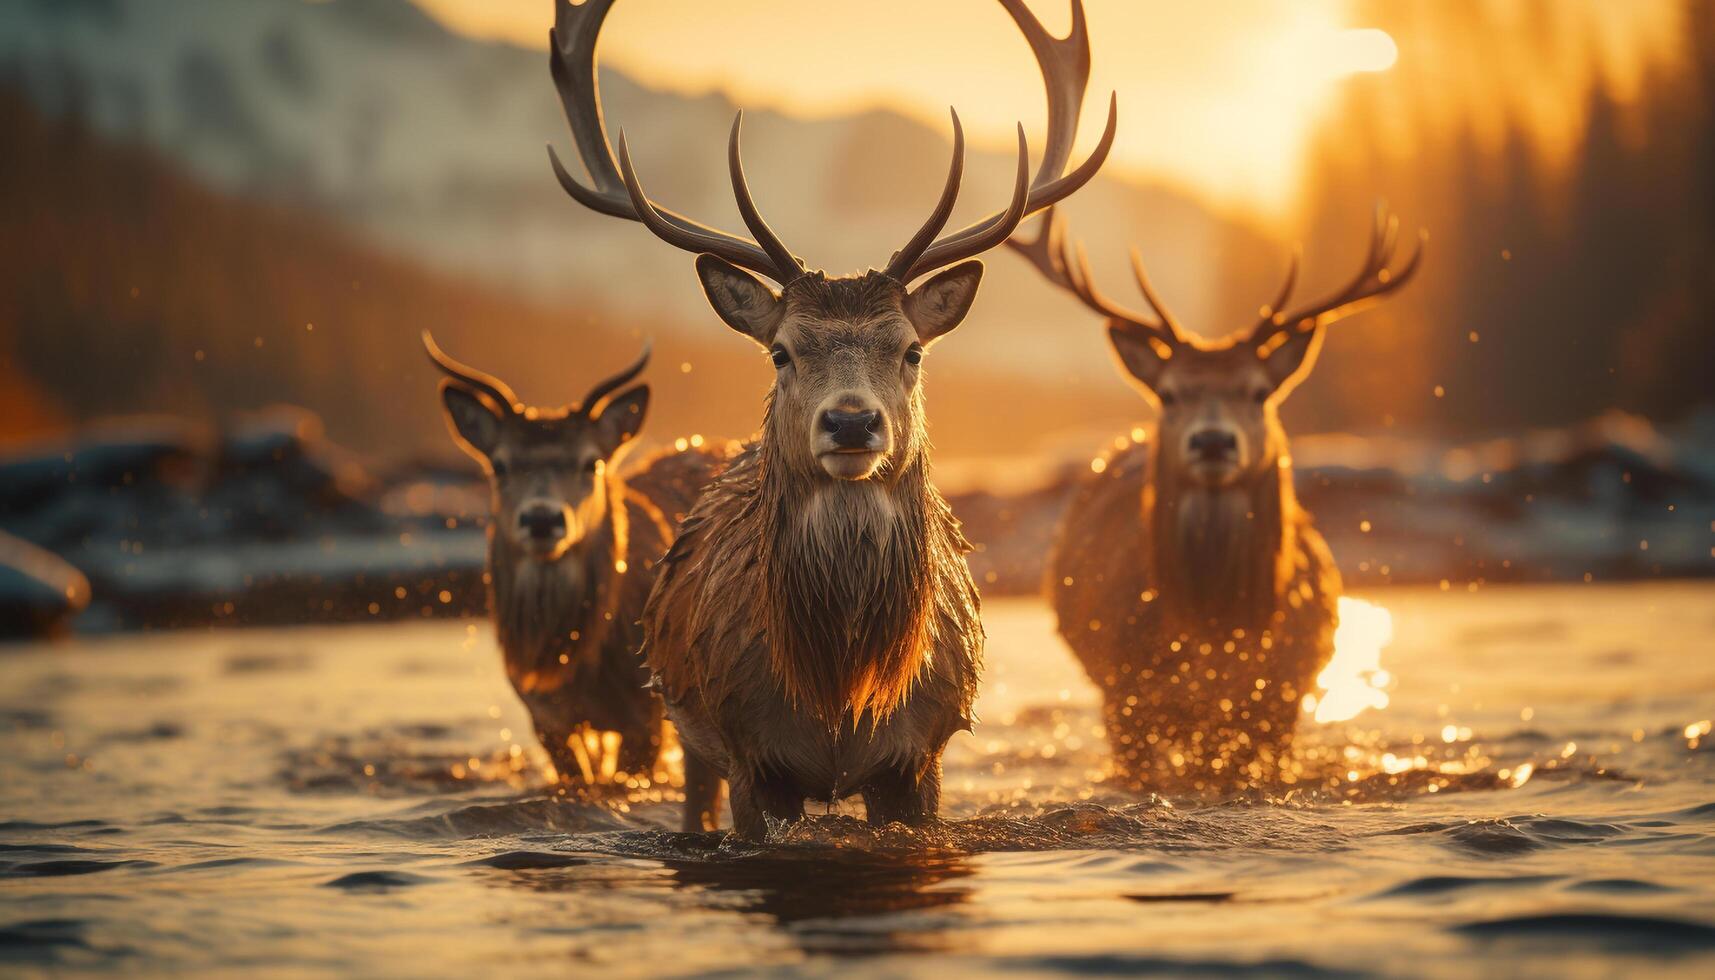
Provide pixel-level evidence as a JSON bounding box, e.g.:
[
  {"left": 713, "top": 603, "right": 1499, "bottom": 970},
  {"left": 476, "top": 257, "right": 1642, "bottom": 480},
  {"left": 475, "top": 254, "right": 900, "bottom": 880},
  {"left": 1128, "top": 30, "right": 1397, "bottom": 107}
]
[
  {"left": 1273, "top": 0, "right": 1715, "bottom": 438},
  {"left": 0, "top": 90, "right": 1133, "bottom": 460}
]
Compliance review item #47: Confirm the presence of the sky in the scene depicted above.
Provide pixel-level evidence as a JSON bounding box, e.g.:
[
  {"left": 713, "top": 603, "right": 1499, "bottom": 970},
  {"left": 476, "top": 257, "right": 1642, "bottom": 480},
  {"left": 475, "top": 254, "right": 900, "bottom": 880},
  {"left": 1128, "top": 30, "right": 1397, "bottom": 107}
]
[
  {"left": 408, "top": 0, "right": 1679, "bottom": 222},
  {"left": 406, "top": 0, "right": 1401, "bottom": 217}
]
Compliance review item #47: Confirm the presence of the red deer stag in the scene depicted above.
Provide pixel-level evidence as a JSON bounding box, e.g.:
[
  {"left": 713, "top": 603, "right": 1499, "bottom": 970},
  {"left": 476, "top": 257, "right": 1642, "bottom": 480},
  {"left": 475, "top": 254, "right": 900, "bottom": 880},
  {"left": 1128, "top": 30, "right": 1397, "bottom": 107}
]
[
  {"left": 1010, "top": 206, "right": 1422, "bottom": 792},
  {"left": 547, "top": 0, "right": 1115, "bottom": 836},
  {"left": 426, "top": 333, "right": 724, "bottom": 787}
]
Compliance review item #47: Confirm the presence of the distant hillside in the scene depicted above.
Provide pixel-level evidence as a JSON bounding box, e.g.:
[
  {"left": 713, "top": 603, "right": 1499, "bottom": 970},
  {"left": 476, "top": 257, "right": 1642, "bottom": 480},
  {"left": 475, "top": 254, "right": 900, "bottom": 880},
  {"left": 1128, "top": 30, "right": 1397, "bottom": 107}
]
[
  {"left": 0, "top": 0, "right": 1277, "bottom": 386},
  {"left": 0, "top": 93, "right": 1142, "bottom": 459}
]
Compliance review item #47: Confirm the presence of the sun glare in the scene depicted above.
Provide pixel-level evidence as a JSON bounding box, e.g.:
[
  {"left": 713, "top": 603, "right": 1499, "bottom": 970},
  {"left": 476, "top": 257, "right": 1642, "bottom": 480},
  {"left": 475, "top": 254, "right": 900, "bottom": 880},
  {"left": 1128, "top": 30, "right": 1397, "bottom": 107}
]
[
  {"left": 1333, "top": 29, "right": 1399, "bottom": 75},
  {"left": 1306, "top": 597, "right": 1394, "bottom": 724},
  {"left": 407, "top": 1, "right": 1681, "bottom": 220},
  {"left": 408, "top": 0, "right": 1403, "bottom": 217}
]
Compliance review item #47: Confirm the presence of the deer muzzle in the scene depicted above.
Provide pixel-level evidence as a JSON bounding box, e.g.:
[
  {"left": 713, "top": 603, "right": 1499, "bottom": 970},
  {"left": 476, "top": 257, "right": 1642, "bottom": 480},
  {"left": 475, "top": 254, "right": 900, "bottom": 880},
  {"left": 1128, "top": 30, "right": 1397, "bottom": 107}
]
[
  {"left": 516, "top": 501, "right": 578, "bottom": 559},
  {"left": 814, "top": 399, "right": 890, "bottom": 480}
]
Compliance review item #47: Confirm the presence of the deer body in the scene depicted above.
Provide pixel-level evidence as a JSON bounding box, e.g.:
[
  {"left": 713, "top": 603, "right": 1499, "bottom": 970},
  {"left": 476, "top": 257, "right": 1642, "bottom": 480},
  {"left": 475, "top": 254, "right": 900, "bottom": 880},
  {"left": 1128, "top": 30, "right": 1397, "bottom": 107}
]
[
  {"left": 489, "top": 445, "right": 721, "bottom": 782},
  {"left": 646, "top": 439, "right": 981, "bottom": 833},
  {"left": 546, "top": 0, "right": 1113, "bottom": 835},
  {"left": 1049, "top": 428, "right": 1339, "bottom": 791},
  {"left": 426, "top": 333, "right": 723, "bottom": 785},
  {"left": 1010, "top": 206, "right": 1422, "bottom": 792}
]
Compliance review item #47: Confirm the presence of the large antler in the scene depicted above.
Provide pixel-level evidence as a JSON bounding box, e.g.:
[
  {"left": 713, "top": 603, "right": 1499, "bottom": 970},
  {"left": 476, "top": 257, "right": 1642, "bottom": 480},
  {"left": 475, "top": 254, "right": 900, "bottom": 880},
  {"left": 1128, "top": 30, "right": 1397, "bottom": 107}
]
[
  {"left": 1253, "top": 204, "right": 1426, "bottom": 338},
  {"left": 423, "top": 330, "right": 523, "bottom": 415},
  {"left": 547, "top": 0, "right": 803, "bottom": 285},
  {"left": 1007, "top": 208, "right": 1185, "bottom": 344},
  {"left": 887, "top": 0, "right": 1118, "bottom": 283},
  {"left": 550, "top": 0, "right": 1115, "bottom": 288},
  {"left": 1013, "top": 205, "right": 1425, "bottom": 347}
]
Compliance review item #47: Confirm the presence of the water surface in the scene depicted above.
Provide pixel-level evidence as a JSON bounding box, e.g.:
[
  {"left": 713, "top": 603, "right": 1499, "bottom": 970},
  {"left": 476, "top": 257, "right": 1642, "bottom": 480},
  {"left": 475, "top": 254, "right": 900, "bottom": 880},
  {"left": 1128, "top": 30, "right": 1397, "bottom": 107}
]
[{"left": 3, "top": 584, "right": 1713, "bottom": 977}]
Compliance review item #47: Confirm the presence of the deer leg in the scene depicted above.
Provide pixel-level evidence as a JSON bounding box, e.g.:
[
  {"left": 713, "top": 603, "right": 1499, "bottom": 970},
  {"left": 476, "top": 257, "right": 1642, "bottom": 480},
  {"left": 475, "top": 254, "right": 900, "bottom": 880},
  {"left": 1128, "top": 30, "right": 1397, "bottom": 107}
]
[
  {"left": 681, "top": 750, "right": 725, "bottom": 833},
  {"left": 727, "top": 769, "right": 804, "bottom": 841},
  {"left": 616, "top": 724, "right": 661, "bottom": 780},
  {"left": 536, "top": 727, "right": 586, "bottom": 787},
  {"left": 1101, "top": 693, "right": 1159, "bottom": 790},
  {"left": 861, "top": 758, "right": 941, "bottom": 828}
]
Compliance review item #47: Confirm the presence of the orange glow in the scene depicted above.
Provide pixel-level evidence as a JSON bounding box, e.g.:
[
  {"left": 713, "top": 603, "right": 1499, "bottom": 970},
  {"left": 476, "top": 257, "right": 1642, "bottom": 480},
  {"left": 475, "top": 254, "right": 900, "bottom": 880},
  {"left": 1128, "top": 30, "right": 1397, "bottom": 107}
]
[
  {"left": 1335, "top": 28, "right": 1399, "bottom": 74},
  {"left": 405, "top": 1, "right": 1679, "bottom": 219},
  {"left": 1306, "top": 596, "right": 1393, "bottom": 724}
]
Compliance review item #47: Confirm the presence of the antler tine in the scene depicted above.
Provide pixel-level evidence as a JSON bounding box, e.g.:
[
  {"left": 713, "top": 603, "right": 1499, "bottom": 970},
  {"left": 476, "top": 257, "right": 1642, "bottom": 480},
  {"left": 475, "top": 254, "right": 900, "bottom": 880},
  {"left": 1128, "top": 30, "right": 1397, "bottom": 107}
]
[
  {"left": 581, "top": 341, "right": 652, "bottom": 417},
  {"left": 1007, "top": 209, "right": 1176, "bottom": 339},
  {"left": 905, "top": 96, "right": 1116, "bottom": 284},
  {"left": 906, "top": 123, "right": 1038, "bottom": 282},
  {"left": 999, "top": 0, "right": 1088, "bottom": 185},
  {"left": 546, "top": 0, "right": 625, "bottom": 217},
  {"left": 898, "top": 0, "right": 1117, "bottom": 282},
  {"left": 546, "top": 0, "right": 801, "bottom": 284},
  {"left": 1271, "top": 206, "right": 1427, "bottom": 331},
  {"left": 728, "top": 112, "right": 805, "bottom": 282},
  {"left": 1261, "top": 247, "right": 1301, "bottom": 324},
  {"left": 610, "top": 133, "right": 793, "bottom": 283},
  {"left": 1068, "top": 241, "right": 1138, "bottom": 325},
  {"left": 422, "top": 330, "right": 522, "bottom": 415},
  {"left": 1005, "top": 209, "right": 1075, "bottom": 291},
  {"left": 884, "top": 109, "right": 966, "bottom": 281},
  {"left": 1127, "top": 248, "right": 1188, "bottom": 341}
]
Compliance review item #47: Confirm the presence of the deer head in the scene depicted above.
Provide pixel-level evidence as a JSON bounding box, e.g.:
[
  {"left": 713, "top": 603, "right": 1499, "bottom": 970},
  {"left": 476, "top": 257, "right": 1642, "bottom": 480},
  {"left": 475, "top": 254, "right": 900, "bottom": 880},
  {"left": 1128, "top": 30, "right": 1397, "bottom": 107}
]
[
  {"left": 547, "top": 0, "right": 1115, "bottom": 482},
  {"left": 424, "top": 331, "right": 649, "bottom": 561},
  {"left": 1011, "top": 206, "right": 1424, "bottom": 488}
]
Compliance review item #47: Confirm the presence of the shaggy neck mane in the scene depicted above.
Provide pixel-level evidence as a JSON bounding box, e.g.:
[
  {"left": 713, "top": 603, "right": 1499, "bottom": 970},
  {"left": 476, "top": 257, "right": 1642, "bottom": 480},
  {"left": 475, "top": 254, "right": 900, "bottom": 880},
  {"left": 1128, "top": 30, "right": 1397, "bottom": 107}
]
[
  {"left": 489, "top": 474, "right": 627, "bottom": 683},
  {"left": 1145, "top": 427, "right": 1299, "bottom": 631},
  {"left": 755, "top": 394, "right": 936, "bottom": 725}
]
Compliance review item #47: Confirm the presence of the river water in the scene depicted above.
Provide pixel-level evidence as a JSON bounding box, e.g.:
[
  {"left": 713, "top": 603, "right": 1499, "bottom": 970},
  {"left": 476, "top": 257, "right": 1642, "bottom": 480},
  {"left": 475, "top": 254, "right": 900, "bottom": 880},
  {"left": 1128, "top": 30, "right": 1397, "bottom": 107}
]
[{"left": 3, "top": 584, "right": 1713, "bottom": 977}]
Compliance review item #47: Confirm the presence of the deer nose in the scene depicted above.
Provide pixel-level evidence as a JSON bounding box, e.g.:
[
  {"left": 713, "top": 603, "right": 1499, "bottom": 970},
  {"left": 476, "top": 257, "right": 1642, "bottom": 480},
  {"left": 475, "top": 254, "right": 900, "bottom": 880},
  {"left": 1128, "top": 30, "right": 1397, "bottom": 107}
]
[
  {"left": 1188, "top": 429, "right": 1239, "bottom": 459},
  {"left": 518, "top": 505, "right": 567, "bottom": 541},
  {"left": 821, "top": 409, "right": 881, "bottom": 450}
]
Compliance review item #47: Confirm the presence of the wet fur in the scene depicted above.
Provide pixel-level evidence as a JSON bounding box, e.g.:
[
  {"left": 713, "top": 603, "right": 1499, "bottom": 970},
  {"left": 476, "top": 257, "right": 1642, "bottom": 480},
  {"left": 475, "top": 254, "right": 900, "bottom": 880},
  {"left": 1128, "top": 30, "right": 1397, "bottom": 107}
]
[
  {"left": 642, "top": 306, "right": 983, "bottom": 836},
  {"left": 490, "top": 445, "right": 725, "bottom": 783},
  {"left": 1049, "top": 431, "right": 1339, "bottom": 793}
]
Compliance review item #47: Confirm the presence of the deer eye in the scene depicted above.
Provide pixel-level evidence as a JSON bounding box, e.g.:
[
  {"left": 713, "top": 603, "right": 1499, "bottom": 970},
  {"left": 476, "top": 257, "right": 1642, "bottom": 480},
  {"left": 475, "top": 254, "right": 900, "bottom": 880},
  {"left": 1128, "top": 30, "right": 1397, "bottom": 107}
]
[
  {"left": 904, "top": 344, "right": 923, "bottom": 367},
  {"left": 769, "top": 345, "right": 790, "bottom": 369},
  {"left": 490, "top": 459, "right": 509, "bottom": 478},
  {"left": 584, "top": 458, "right": 600, "bottom": 475},
  {"left": 1157, "top": 391, "right": 1177, "bottom": 407},
  {"left": 1253, "top": 387, "right": 1271, "bottom": 404}
]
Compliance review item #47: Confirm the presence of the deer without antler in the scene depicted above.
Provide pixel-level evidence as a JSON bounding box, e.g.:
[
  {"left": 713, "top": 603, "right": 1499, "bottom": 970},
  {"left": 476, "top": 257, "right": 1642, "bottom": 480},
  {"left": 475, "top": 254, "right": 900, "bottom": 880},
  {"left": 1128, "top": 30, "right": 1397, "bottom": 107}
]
[
  {"left": 425, "top": 333, "right": 726, "bottom": 786},
  {"left": 1009, "top": 205, "right": 1423, "bottom": 792},
  {"left": 548, "top": 0, "right": 1115, "bottom": 836}
]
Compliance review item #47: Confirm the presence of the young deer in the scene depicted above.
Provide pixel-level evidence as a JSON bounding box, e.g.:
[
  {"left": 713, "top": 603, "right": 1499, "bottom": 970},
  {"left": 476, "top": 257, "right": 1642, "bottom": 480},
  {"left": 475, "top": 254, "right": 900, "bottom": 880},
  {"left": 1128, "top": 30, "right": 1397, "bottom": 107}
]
[
  {"left": 1010, "top": 207, "right": 1422, "bottom": 792},
  {"left": 425, "top": 333, "right": 724, "bottom": 787},
  {"left": 547, "top": 0, "right": 1115, "bottom": 836}
]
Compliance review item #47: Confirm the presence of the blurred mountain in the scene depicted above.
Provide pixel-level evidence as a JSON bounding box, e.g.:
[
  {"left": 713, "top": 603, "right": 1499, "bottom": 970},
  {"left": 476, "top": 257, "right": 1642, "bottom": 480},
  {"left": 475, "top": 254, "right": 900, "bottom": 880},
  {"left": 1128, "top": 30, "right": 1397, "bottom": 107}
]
[
  {"left": 0, "top": 90, "right": 1140, "bottom": 460},
  {"left": 0, "top": 0, "right": 1274, "bottom": 385}
]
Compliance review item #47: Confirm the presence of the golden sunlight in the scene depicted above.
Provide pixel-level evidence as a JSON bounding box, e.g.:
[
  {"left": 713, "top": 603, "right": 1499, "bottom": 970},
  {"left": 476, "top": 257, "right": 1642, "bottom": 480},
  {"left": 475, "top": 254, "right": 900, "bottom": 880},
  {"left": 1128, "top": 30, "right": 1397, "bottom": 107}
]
[
  {"left": 408, "top": 0, "right": 1402, "bottom": 214},
  {"left": 1332, "top": 28, "right": 1399, "bottom": 74},
  {"left": 1305, "top": 596, "right": 1393, "bottom": 724}
]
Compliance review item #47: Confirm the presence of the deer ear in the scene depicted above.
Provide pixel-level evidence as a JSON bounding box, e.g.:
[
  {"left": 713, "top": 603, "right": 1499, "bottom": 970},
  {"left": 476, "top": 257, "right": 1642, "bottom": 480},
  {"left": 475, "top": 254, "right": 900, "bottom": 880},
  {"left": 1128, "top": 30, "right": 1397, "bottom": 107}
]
[
  {"left": 1106, "top": 323, "right": 1172, "bottom": 392},
  {"left": 592, "top": 384, "right": 650, "bottom": 456},
  {"left": 440, "top": 383, "right": 503, "bottom": 459},
  {"left": 696, "top": 254, "right": 782, "bottom": 345},
  {"left": 1259, "top": 324, "right": 1325, "bottom": 395},
  {"left": 904, "top": 260, "right": 983, "bottom": 345}
]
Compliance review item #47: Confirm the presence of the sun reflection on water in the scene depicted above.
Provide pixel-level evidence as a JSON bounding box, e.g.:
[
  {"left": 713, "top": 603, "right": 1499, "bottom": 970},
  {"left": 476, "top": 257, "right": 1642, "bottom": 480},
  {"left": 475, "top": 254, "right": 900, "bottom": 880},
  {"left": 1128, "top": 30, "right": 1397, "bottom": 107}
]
[{"left": 1306, "top": 597, "right": 1394, "bottom": 724}]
